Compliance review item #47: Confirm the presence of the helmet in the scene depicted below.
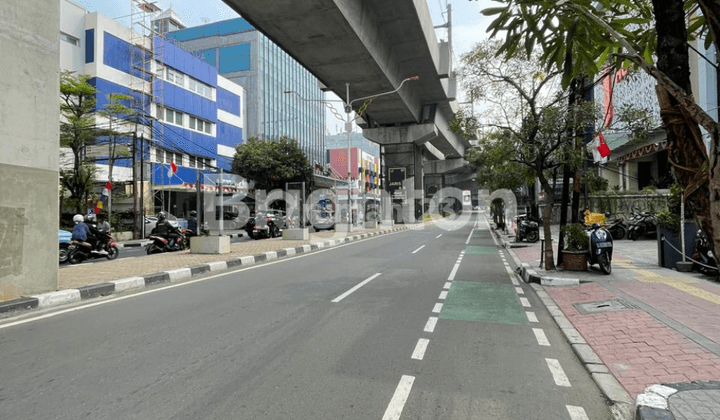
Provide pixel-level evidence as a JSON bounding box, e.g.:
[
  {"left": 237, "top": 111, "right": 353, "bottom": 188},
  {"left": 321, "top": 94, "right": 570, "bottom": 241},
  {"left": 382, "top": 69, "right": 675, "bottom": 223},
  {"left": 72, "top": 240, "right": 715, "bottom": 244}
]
[
  {"left": 190, "top": 210, "right": 197, "bottom": 217},
  {"left": 73, "top": 214, "right": 84, "bottom": 224},
  {"left": 157, "top": 211, "right": 167, "bottom": 222}
]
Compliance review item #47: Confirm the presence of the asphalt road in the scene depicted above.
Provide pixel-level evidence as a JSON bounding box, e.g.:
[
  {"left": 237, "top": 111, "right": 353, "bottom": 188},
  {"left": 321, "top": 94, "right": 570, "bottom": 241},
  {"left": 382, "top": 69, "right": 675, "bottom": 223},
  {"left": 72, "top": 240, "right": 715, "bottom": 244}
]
[{"left": 3, "top": 213, "right": 611, "bottom": 419}]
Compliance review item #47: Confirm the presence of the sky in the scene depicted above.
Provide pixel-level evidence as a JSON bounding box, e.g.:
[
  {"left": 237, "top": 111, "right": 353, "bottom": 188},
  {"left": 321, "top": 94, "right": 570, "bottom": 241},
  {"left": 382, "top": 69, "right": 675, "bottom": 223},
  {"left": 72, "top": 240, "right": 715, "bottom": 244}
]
[{"left": 75, "top": 0, "right": 497, "bottom": 134}]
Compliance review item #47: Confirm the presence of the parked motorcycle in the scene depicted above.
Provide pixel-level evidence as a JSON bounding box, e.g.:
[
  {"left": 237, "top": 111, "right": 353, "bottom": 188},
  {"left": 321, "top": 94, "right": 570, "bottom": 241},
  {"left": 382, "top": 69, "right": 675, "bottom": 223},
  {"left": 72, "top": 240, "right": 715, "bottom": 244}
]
[
  {"left": 586, "top": 223, "right": 613, "bottom": 274},
  {"left": 516, "top": 214, "right": 539, "bottom": 242},
  {"left": 692, "top": 229, "right": 718, "bottom": 276},
  {"left": 245, "top": 211, "right": 283, "bottom": 240},
  {"left": 146, "top": 228, "right": 189, "bottom": 254},
  {"left": 603, "top": 212, "right": 628, "bottom": 240},
  {"left": 627, "top": 211, "right": 657, "bottom": 241},
  {"left": 67, "top": 232, "right": 119, "bottom": 264}
]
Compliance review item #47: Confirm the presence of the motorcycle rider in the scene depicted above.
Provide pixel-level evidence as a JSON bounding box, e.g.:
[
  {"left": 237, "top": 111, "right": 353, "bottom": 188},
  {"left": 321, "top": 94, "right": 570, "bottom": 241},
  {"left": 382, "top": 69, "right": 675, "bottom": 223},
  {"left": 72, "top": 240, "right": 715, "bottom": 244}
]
[
  {"left": 84, "top": 214, "right": 107, "bottom": 254},
  {"left": 152, "top": 211, "right": 181, "bottom": 249},
  {"left": 187, "top": 210, "right": 197, "bottom": 237},
  {"left": 96, "top": 214, "right": 111, "bottom": 251},
  {"left": 71, "top": 214, "right": 90, "bottom": 243}
]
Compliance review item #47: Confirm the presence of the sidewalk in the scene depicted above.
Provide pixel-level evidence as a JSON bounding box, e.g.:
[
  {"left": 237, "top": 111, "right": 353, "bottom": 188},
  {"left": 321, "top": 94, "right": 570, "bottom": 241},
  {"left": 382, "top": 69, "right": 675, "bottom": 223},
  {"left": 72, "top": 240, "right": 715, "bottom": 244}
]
[
  {"left": 495, "top": 223, "right": 720, "bottom": 420},
  {"left": 0, "top": 225, "right": 412, "bottom": 315}
]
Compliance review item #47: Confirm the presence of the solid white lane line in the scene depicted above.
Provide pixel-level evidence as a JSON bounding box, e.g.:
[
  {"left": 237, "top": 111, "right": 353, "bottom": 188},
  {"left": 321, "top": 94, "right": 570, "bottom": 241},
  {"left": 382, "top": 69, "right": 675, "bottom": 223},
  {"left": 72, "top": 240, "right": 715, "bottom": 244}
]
[
  {"left": 331, "top": 273, "right": 382, "bottom": 303},
  {"left": 382, "top": 375, "right": 415, "bottom": 420},
  {"left": 465, "top": 229, "right": 474, "bottom": 244},
  {"left": 432, "top": 303, "right": 443, "bottom": 313},
  {"left": 411, "top": 338, "right": 430, "bottom": 360},
  {"left": 566, "top": 406, "right": 590, "bottom": 420},
  {"left": 448, "top": 263, "right": 460, "bottom": 281},
  {"left": 435, "top": 234, "right": 442, "bottom": 239},
  {"left": 412, "top": 245, "right": 426, "bottom": 254},
  {"left": 533, "top": 328, "right": 551, "bottom": 346},
  {"left": 443, "top": 282, "right": 452, "bottom": 289},
  {"left": 546, "top": 358, "right": 571, "bottom": 387},
  {"left": 520, "top": 297, "right": 530, "bottom": 307},
  {"left": 526, "top": 311, "right": 538, "bottom": 323},
  {"left": 439, "top": 291, "right": 448, "bottom": 300},
  {"left": 424, "top": 317, "right": 438, "bottom": 332}
]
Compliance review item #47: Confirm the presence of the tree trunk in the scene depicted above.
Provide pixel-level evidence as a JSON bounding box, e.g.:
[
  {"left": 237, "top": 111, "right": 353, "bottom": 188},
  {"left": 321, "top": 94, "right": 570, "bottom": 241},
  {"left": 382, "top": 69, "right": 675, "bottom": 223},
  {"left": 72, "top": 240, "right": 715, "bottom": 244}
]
[
  {"left": 652, "top": 0, "right": 719, "bottom": 261},
  {"left": 539, "top": 173, "right": 556, "bottom": 270}
]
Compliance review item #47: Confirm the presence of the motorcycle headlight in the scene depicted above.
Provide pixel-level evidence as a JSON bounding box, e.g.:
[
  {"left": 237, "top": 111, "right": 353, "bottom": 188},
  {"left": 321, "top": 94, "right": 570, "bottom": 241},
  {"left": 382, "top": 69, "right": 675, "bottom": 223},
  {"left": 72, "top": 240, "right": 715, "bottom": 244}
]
[{"left": 594, "top": 229, "right": 607, "bottom": 241}]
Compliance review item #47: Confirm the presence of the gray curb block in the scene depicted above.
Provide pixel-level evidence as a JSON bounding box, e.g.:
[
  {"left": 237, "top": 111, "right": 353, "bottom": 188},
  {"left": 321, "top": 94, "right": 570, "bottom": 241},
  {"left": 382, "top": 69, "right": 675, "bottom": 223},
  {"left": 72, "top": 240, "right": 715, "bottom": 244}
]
[
  {"left": 1, "top": 227, "right": 409, "bottom": 316},
  {"left": 635, "top": 381, "right": 720, "bottom": 420}
]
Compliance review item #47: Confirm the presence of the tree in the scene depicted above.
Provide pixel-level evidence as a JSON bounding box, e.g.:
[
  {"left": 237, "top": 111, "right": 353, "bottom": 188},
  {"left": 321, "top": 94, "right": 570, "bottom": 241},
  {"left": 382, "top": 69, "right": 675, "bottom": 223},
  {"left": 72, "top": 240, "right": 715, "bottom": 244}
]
[
  {"left": 231, "top": 136, "right": 313, "bottom": 193},
  {"left": 59, "top": 71, "right": 99, "bottom": 214},
  {"left": 483, "top": 0, "right": 720, "bottom": 271},
  {"left": 453, "top": 41, "right": 598, "bottom": 269},
  {"left": 97, "top": 93, "right": 136, "bottom": 220}
]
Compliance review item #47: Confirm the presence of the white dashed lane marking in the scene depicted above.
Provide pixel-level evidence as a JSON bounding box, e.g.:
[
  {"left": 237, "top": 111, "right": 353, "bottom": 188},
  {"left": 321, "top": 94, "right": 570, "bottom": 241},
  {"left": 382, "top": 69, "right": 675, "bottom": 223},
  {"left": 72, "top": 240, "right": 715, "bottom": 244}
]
[
  {"left": 526, "top": 311, "right": 538, "bottom": 323},
  {"left": 546, "top": 358, "right": 571, "bottom": 387},
  {"left": 533, "top": 328, "right": 551, "bottom": 346},
  {"left": 515, "top": 287, "right": 524, "bottom": 295},
  {"left": 424, "top": 317, "right": 437, "bottom": 333},
  {"left": 439, "top": 291, "right": 448, "bottom": 300},
  {"left": 381, "top": 375, "right": 415, "bottom": 420},
  {"left": 432, "top": 303, "right": 443, "bottom": 313},
  {"left": 520, "top": 297, "right": 530, "bottom": 307},
  {"left": 411, "top": 245, "right": 425, "bottom": 254},
  {"left": 411, "top": 339, "right": 430, "bottom": 360},
  {"left": 443, "top": 282, "right": 452, "bottom": 290},
  {"left": 566, "top": 405, "right": 590, "bottom": 420}
]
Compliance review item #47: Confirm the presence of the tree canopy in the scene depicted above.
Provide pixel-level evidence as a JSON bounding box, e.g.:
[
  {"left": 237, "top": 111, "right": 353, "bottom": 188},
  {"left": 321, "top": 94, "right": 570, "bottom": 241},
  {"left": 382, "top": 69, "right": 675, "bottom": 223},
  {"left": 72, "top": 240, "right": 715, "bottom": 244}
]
[{"left": 231, "top": 136, "right": 313, "bottom": 192}]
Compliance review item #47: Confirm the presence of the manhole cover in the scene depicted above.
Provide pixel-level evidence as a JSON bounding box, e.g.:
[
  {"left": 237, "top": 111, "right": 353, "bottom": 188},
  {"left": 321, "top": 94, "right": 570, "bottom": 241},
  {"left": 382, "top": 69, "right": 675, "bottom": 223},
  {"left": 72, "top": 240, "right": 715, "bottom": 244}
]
[{"left": 574, "top": 299, "right": 636, "bottom": 315}]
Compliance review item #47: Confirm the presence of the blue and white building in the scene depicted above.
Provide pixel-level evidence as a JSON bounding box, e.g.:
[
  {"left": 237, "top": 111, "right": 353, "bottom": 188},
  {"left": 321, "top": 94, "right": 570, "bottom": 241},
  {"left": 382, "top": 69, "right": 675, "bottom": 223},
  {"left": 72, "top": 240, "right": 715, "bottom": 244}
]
[{"left": 60, "top": 0, "right": 246, "bottom": 218}]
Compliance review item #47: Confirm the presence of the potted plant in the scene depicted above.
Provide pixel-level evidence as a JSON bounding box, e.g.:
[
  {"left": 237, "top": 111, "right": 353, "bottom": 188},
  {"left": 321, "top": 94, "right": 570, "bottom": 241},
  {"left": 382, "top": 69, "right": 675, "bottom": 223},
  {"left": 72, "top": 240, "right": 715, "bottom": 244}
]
[{"left": 561, "top": 223, "right": 588, "bottom": 271}]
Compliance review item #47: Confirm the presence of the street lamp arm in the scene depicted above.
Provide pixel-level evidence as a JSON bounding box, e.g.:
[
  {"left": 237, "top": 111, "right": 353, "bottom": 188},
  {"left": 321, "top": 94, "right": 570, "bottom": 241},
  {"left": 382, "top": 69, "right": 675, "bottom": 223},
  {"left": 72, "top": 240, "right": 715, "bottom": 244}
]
[{"left": 348, "top": 76, "right": 419, "bottom": 108}]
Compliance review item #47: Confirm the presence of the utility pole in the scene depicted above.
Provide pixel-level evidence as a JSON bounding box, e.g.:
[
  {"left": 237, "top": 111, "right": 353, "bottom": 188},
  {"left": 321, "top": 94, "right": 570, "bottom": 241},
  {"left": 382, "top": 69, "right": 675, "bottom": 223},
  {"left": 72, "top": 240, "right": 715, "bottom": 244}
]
[
  {"left": 140, "top": 133, "right": 145, "bottom": 238},
  {"left": 132, "top": 130, "right": 138, "bottom": 239}
]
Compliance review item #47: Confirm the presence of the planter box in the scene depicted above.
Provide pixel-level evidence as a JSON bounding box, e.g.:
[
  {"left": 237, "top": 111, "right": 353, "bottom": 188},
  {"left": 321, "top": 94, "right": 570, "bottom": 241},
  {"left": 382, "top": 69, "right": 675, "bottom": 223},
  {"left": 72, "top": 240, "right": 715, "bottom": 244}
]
[
  {"left": 365, "top": 220, "right": 378, "bottom": 229},
  {"left": 562, "top": 250, "right": 587, "bottom": 271},
  {"left": 114, "top": 231, "right": 133, "bottom": 241},
  {"left": 190, "top": 235, "right": 230, "bottom": 254},
  {"left": 380, "top": 219, "right": 394, "bottom": 228},
  {"left": 282, "top": 228, "right": 309, "bottom": 240},
  {"left": 658, "top": 221, "right": 696, "bottom": 269}
]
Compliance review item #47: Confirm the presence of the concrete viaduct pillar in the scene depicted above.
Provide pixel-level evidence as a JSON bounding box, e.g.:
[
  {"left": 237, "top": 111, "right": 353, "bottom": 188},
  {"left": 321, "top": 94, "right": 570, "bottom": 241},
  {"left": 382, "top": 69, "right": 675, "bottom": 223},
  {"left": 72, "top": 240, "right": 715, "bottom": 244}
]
[{"left": 364, "top": 124, "right": 438, "bottom": 224}]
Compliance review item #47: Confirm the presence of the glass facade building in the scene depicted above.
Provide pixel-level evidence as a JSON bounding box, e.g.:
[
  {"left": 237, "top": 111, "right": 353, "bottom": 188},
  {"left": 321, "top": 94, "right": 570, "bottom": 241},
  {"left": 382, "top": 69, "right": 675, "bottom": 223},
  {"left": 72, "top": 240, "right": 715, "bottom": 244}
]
[{"left": 166, "top": 18, "right": 326, "bottom": 166}]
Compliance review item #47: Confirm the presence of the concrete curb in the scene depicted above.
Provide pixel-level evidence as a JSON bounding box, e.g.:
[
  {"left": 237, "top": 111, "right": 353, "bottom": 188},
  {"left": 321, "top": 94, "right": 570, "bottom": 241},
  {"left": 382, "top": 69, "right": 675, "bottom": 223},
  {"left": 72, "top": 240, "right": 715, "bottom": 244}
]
[
  {"left": 635, "top": 381, "right": 720, "bottom": 420},
  {"left": 2, "top": 226, "right": 410, "bottom": 316}
]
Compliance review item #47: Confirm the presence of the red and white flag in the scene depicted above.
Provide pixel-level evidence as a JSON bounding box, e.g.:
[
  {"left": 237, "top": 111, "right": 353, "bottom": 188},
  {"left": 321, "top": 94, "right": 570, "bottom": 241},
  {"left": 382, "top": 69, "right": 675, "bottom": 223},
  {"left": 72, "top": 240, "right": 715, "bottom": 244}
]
[
  {"left": 168, "top": 161, "right": 177, "bottom": 178},
  {"left": 597, "top": 133, "right": 611, "bottom": 158}
]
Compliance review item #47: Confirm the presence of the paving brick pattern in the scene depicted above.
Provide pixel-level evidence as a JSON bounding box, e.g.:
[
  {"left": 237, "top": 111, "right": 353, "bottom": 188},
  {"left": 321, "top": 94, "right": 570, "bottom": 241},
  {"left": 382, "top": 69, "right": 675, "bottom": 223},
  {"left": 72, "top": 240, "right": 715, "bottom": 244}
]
[
  {"left": 669, "top": 390, "right": 720, "bottom": 420},
  {"left": 547, "top": 284, "right": 720, "bottom": 398}
]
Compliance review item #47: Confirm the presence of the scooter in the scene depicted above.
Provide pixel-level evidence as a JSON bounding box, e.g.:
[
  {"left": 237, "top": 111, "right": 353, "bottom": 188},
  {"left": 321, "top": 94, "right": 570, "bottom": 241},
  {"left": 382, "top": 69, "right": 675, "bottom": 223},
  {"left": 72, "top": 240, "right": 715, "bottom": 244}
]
[
  {"left": 67, "top": 233, "right": 119, "bottom": 264},
  {"left": 586, "top": 223, "right": 613, "bottom": 274},
  {"left": 692, "top": 229, "right": 718, "bottom": 276},
  {"left": 516, "top": 214, "right": 539, "bottom": 242},
  {"left": 146, "top": 228, "right": 189, "bottom": 254},
  {"left": 603, "top": 212, "right": 628, "bottom": 240},
  {"left": 627, "top": 211, "right": 657, "bottom": 241}
]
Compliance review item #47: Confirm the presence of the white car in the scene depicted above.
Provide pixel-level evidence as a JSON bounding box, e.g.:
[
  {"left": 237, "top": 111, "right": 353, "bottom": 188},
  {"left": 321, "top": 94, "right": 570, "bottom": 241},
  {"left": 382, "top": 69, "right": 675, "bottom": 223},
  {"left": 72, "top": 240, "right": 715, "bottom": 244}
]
[{"left": 144, "top": 216, "right": 181, "bottom": 237}]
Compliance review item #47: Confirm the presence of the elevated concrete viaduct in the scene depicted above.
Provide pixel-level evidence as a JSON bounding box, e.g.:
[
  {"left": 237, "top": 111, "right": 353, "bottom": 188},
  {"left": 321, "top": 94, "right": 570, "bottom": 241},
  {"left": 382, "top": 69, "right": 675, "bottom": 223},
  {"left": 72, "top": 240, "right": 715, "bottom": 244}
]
[{"left": 221, "top": 0, "right": 473, "bottom": 221}]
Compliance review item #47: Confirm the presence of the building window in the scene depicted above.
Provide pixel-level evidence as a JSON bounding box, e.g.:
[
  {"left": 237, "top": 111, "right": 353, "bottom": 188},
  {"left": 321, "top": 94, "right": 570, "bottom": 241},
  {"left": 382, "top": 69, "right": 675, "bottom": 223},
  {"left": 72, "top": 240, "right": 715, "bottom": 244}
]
[
  {"left": 156, "top": 148, "right": 164, "bottom": 163},
  {"left": 156, "top": 104, "right": 163, "bottom": 120},
  {"left": 188, "top": 156, "right": 196, "bottom": 168},
  {"left": 156, "top": 62, "right": 164, "bottom": 79},
  {"left": 159, "top": 106, "right": 184, "bottom": 127},
  {"left": 167, "top": 68, "right": 184, "bottom": 86},
  {"left": 165, "top": 151, "right": 172, "bottom": 164},
  {"left": 60, "top": 32, "right": 79, "bottom": 46},
  {"left": 189, "top": 116, "right": 212, "bottom": 135}
]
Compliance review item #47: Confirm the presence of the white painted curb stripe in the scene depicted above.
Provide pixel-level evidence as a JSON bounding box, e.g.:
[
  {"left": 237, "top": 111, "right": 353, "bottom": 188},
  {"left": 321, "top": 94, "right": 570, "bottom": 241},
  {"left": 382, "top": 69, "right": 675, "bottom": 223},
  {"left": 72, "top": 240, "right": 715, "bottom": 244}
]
[
  {"left": 331, "top": 273, "right": 382, "bottom": 303},
  {"left": 207, "top": 261, "right": 228, "bottom": 272},
  {"left": 166, "top": 268, "right": 192, "bottom": 283},
  {"left": 240, "top": 256, "right": 255, "bottom": 265},
  {"left": 33, "top": 289, "right": 81, "bottom": 308},
  {"left": 546, "top": 358, "right": 571, "bottom": 387},
  {"left": 566, "top": 405, "right": 589, "bottom": 420},
  {"left": 411, "top": 338, "right": 430, "bottom": 360},
  {"left": 111, "top": 277, "right": 145, "bottom": 292},
  {"left": 382, "top": 375, "right": 415, "bottom": 420},
  {"left": 412, "top": 245, "right": 425, "bottom": 254},
  {"left": 302, "top": 244, "right": 312, "bottom": 253},
  {"left": 264, "top": 251, "right": 278, "bottom": 261},
  {"left": 283, "top": 247, "right": 296, "bottom": 256},
  {"left": 424, "top": 317, "right": 437, "bottom": 333},
  {"left": 432, "top": 303, "right": 443, "bottom": 313},
  {"left": 526, "top": 311, "right": 538, "bottom": 323},
  {"left": 533, "top": 328, "right": 551, "bottom": 346}
]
